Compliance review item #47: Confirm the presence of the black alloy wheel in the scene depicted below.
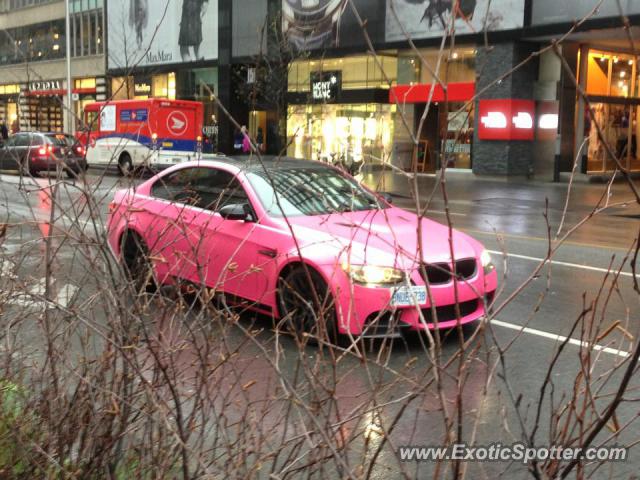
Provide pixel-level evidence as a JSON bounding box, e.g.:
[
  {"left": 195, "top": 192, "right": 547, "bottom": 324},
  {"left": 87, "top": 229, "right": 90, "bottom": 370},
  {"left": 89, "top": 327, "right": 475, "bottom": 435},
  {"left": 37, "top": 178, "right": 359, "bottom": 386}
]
[
  {"left": 118, "top": 153, "right": 134, "bottom": 177},
  {"left": 121, "top": 231, "right": 155, "bottom": 293},
  {"left": 278, "top": 266, "right": 337, "bottom": 342}
]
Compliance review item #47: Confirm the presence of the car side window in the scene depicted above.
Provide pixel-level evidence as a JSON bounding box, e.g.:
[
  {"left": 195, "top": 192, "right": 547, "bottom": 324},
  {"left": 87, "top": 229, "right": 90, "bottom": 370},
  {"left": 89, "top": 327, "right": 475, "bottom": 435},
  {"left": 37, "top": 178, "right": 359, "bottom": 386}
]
[
  {"left": 3, "top": 136, "right": 16, "bottom": 147},
  {"left": 14, "top": 134, "right": 30, "bottom": 147},
  {"left": 151, "top": 167, "right": 251, "bottom": 212},
  {"left": 190, "top": 169, "right": 250, "bottom": 212},
  {"left": 151, "top": 168, "right": 202, "bottom": 206},
  {"left": 29, "top": 135, "right": 44, "bottom": 146}
]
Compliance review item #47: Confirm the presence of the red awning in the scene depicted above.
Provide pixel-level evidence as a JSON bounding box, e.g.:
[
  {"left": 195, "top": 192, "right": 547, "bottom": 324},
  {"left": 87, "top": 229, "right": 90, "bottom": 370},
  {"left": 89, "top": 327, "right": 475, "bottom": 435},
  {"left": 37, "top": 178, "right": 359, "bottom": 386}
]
[{"left": 389, "top": 82, "right": 475, "bottom": 104}]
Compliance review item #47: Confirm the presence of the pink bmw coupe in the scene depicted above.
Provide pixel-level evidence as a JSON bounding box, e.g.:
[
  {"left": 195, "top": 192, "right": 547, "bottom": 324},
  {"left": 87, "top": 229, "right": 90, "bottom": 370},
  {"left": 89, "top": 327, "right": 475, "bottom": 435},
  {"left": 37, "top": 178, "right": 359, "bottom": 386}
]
[{"left": 107, "top": 157, "right": 497, "bottom": 339}]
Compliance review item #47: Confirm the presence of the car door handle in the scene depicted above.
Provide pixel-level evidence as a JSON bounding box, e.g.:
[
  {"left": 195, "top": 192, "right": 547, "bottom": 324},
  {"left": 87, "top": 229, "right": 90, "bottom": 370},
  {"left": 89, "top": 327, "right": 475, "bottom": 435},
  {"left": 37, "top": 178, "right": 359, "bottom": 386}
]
[{"left": 258, "top": 249, "right": 277, "bottom": 258}]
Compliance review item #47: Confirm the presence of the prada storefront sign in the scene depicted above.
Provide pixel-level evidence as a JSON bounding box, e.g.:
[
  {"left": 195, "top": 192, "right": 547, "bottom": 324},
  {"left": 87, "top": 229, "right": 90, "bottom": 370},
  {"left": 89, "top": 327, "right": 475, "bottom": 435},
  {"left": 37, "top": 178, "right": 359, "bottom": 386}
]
[{"left": 29, "top": 80, "right": 62, "bottom": 92}]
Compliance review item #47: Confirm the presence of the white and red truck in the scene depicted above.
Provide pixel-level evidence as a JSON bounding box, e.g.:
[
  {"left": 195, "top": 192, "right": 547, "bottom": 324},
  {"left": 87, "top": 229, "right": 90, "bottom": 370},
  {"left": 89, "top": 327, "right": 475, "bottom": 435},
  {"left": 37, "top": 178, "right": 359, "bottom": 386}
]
[{"left": 78, "top": 98, "right": 208, "bottom": 175}]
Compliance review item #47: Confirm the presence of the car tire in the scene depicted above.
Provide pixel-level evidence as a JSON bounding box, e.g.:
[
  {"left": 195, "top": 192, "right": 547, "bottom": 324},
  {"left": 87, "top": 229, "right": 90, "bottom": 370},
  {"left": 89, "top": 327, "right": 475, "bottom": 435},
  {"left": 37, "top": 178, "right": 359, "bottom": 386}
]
[
  {"left": 120, "top": 230, "right": 156, "bottom": 293},
  {"left": 278, "top": 265, "right": 338, "bottom": 343},
  {"left": 118, "top": 153, "right": 134, "bottom": 177}
]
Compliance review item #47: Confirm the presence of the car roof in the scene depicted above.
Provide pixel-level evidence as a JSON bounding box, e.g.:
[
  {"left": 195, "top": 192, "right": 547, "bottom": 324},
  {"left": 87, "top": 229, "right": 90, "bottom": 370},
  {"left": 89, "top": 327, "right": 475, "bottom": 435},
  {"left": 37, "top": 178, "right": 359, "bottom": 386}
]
[{"left": 193, "top": 155, "right": 335, "bottom": 173}]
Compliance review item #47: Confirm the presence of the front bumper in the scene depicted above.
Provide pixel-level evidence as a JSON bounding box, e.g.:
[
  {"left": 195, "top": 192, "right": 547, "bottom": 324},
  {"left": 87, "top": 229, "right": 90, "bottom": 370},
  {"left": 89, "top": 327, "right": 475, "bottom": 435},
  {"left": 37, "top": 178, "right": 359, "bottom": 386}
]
[{"left": 331, "top": 265, "right": 498, "bottom": 336}]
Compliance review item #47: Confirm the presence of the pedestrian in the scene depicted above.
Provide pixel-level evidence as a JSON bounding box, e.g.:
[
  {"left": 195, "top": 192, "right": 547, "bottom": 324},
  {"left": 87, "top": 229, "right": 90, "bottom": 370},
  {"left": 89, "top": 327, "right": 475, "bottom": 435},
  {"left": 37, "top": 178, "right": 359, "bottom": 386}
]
[
  {"left": 241, "top": 126, "right": 252, "bottom": 154},
  {"left": 0, "top": 119, "right": 8, "bottom": 142},
  {"left": 233, "top": 128, "right": 243, "bottom": 153},
  {"left": 256, "top": 127, "right": 264, "bottom": 153}
]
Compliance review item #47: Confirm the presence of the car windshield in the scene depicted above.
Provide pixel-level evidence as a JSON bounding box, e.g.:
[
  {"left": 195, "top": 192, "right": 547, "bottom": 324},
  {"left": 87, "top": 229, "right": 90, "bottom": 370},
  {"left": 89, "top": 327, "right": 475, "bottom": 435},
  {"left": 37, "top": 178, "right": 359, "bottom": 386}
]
[
  {"left": 45, "top": 134, "right": 74, "bottom": 146},
  {"left": 246, "top": 166, "right": 385, "bottom": 217}
]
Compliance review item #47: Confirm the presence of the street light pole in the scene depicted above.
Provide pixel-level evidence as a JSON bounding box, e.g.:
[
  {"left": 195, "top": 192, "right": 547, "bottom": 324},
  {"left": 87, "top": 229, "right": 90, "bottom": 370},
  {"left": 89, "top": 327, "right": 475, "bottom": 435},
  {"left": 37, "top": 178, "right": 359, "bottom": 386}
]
[{"left": 65, "top": 0, "right": 73, "bottom": 134}]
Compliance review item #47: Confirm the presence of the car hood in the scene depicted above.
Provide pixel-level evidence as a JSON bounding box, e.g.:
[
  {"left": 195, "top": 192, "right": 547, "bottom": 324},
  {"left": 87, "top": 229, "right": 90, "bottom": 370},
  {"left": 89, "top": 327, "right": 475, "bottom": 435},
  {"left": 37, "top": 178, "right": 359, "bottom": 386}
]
[{"left": 274, "top": 207, "right": 480, "bottom": 269}]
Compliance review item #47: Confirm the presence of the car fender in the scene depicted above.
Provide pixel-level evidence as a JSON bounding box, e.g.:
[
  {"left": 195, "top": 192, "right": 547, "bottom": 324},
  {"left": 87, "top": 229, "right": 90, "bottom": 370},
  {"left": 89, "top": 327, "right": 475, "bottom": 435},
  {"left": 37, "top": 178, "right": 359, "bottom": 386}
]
[
  {"left": 276, "top": 257, "right": 340, "bottom": 297},
  {"left": 111, "top": 217, "right": 145, "bottom": 260}
]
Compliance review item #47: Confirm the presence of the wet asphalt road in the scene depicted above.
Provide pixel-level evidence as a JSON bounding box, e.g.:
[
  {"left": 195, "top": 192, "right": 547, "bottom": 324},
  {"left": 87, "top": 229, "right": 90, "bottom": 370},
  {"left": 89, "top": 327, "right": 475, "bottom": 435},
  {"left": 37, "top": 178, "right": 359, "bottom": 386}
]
[{"left": 1, "top": 166, "right": 640, "bottom": 478}]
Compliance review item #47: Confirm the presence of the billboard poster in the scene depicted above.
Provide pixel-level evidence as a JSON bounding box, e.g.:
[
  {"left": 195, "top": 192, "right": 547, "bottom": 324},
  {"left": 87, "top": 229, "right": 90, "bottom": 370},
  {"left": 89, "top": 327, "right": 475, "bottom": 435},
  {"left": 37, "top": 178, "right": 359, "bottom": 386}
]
[
  {"left": 108, "top": 0, "right": 218, "bottom": 70},
  {"left": 385, "top": 0, "right": 525, "bottom": 42},
  {"left": 282, "top": 0, "right": 385, "bottom": 50},
  {"left": 532, "top": 0, "right": 640, "bottom": 25}
]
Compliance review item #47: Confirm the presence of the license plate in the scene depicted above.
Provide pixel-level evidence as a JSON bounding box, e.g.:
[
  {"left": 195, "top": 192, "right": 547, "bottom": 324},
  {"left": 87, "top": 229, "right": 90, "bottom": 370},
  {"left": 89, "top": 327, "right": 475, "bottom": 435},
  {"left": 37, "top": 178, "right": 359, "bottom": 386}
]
[{"left": 391, "top": 286, "right": 427, "bottom": 306}]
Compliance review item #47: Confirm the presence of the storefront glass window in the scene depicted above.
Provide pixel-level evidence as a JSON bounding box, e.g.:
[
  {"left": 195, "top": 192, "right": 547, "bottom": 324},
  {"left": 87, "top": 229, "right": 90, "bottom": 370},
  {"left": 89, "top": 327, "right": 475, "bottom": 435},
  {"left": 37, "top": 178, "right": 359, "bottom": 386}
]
[
  {"left": 416, "top": 48, "right": 476, "bottom": 84},
  {"left": 286, "top": 103, "right": 395, "bottom": 163},
  {"left": 583, "top": 49, "right": 640, "bottom": 172},
  {"left": 176, "top": 67, "right": 219, "bottom": 151},
  {"left": 0, "top": 11, "right": 102, "bottom": 65},
  {"left": 0, "top": 85, "right": 19, "bottom": 95},
  {"left": 288, "top": 55, "right": 398, "bottom": 92},
  {"left": 75, "top": 78, "right": 96, "bottom": 89},
  {"left": 152, "top": 73, "right": 176, "bottom": 99},
  {"left": 586, "top": 50, "right": 635, "bottom": 97},
  {"left": 111, "top": 76, "right": 134, "bottom": 100}
]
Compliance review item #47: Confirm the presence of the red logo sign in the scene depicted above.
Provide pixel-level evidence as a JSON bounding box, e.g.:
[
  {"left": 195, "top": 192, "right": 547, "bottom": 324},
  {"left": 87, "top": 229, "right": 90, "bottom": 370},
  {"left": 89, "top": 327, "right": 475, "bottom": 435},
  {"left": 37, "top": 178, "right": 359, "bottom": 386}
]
[
  {"left": 166, "top": 111, "right": 188, "bottom": 137},
  {"left": 478, "top": 99, "right": 535, "bottom": 141}
]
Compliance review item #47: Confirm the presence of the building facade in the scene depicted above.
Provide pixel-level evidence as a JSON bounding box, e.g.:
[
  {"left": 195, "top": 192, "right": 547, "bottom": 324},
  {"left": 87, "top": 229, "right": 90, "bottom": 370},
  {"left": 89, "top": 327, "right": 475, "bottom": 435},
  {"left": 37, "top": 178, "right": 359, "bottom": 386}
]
[
  {"left": 0, "top": 0, "right": 106, "bottom": 133},
  {"left": 5, "top": 0, "right": 640, "bottom": 179},
  {"left": 272, "top": 0, "right": 640, "bottom": 179}
]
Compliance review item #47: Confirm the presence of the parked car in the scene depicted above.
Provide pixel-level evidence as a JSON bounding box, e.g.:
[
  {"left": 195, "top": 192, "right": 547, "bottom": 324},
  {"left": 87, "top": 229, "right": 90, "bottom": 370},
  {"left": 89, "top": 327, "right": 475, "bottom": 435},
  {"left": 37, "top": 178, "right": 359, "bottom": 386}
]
[
  {"left": 107, "top": 157, "right": 497, "bottom": 339},
  {"left": 0, "top": 132, "right": 87, "bottom": 177}
]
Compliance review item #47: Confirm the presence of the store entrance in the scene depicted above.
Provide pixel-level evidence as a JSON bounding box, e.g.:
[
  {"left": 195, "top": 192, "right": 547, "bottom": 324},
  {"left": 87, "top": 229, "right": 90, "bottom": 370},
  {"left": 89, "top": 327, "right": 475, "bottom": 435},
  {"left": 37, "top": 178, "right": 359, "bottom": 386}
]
[
  {"left": 412, "top": 103, "right": 439, "bottom": 173},
  {"left": 586, "top": 101, "right": 640, "bottom": 172},
  {"left": 580, "top": 48, "right": 640, "bottom": 172},
  {"left": 412, "top": 102, "right": 473, "bottom": 173},
  {"left": 31, "top": 97, "right": 63, "bottom": 132}
]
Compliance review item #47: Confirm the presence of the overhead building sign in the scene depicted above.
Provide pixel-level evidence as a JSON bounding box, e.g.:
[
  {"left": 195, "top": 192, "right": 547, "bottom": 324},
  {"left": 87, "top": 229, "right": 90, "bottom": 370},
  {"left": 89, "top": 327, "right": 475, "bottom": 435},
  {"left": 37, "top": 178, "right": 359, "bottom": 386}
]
[
  {"left": 385, "top": 0, "right": 525, "bottom": 42},
  {"left": 283, "top": 0, "right": 385, "bottom": 50},
  {"left": 532, "top": 0, "right": 640, "bottom": 25},
  {"left": 107, "top": 0, "right": 218, "bottom": 69}
]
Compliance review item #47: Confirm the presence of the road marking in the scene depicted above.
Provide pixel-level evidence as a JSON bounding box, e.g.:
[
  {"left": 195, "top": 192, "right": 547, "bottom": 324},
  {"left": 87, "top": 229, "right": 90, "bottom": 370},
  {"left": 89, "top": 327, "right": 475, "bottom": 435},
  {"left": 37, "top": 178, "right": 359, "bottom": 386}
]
[
  {"left": 491, "top": 318, "right": 631, "bottom": 358},
  {"left": 429, "top": 210, "right": 467, "bottom": 217},
  {"left": 5, "top": 276, "right": 79, "bottom": 310},
  {"left": 488, "top": 250, "right": 636, "bottom": 278},
  {"left": 464, "top": 228, "right": 632, "bottom": 252}
]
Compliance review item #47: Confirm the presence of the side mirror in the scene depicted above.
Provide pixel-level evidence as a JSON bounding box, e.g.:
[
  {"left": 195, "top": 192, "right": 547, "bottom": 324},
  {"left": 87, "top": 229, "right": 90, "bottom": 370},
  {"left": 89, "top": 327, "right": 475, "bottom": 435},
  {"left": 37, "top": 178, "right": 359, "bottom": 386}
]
[
  {"left": 379, "top": 192, "right": 393, "bottom": 204},
  {"left": 219, "top": 203, "right": 253, "bottom": 222}
]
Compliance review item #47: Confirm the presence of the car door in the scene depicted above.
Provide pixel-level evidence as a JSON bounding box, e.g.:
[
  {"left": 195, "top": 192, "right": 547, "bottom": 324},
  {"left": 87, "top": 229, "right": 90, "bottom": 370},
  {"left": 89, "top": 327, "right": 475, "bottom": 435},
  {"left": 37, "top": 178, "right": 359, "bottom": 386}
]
[
  {"left": 7, "top": 134, "right": 29, "bottom": 170},
  {"left": 146, "top": 166, "right": 209, "bottom": 283},
  {"left": 185, "top": 168, "right": 266, "bottom": 305},
  {"left": 0, "top": 136, "right": 17, "bottom": 169}
]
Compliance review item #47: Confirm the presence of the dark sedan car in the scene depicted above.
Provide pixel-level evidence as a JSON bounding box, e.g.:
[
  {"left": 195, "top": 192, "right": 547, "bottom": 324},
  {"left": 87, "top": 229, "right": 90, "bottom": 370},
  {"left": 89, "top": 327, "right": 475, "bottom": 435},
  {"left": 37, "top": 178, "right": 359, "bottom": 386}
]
[{"left": 0, "top": 132, "right": 88, "bottom": 177}]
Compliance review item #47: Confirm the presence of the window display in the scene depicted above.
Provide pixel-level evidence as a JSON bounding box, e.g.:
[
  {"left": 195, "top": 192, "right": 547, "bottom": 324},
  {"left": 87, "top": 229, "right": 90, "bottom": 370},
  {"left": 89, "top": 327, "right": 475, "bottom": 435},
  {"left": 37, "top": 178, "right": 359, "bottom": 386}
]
[
  {"left": 286, "top": 103, "right": 395, "bottom": 164},
  {"left": 583, "top": 49, "right": 640, "bottom": 172}
]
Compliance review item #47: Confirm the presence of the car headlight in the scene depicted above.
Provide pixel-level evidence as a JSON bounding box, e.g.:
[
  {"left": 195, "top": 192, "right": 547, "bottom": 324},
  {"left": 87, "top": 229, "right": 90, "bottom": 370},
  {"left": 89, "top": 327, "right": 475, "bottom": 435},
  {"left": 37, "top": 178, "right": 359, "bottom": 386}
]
[
  {"left": 342, "top": 263, "right": 405, "bottom": 286},
  {"left": 480, "top": 250, "right": 494, "bottom": 274}
]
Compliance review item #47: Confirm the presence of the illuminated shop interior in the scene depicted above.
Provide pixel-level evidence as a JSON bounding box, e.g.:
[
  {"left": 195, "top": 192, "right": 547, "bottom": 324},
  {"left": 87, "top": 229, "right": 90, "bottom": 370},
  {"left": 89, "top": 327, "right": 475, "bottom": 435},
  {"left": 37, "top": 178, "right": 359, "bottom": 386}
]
[
  {"left": 582, "top": 49, "right": 640, "bottom": 172},
  {"left": 286, "top": 103, "right": 395, "bottom": 163}
]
